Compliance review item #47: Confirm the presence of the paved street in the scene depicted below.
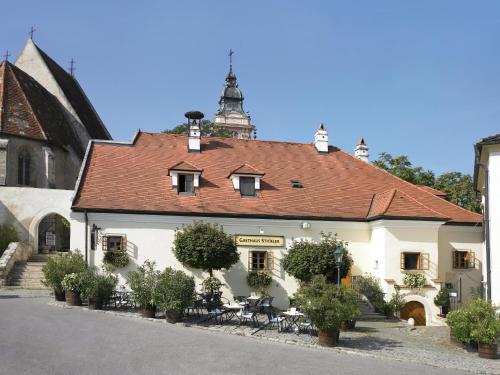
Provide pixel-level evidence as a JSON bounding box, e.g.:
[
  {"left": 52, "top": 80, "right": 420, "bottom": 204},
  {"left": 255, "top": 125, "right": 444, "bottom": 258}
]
[{"left": 0, "top": 292, "right": 477, "bottom": 375}]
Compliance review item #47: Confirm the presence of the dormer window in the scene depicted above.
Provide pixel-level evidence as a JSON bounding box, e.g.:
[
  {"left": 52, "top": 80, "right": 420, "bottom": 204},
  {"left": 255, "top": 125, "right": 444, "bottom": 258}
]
[
  {"left": 228, "top": 164, "right": 265, "bottom": 198},
  {"left": 168, "top": 161, "right": 202, "bottom": 195}
]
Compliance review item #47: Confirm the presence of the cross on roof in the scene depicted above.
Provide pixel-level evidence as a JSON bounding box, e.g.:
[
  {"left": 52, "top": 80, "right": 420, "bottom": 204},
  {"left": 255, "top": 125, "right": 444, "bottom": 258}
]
[
  {"left": 68, "top": 58, "right": 76, "bottom": 76},
  {"left": 228, "top": 49, "right": 234, "bottom": 71},
  {"left": 3, "top": 50, "right": 11, "bottom": 62},
  {"left": 29, "top": 26, "right": 36, "bottom": 40}
]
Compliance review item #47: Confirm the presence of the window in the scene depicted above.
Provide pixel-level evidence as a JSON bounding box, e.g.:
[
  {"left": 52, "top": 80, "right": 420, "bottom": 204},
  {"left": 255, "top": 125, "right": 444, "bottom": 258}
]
[
  {"left": 240, "top": 177, "right": 255, "bottom": 197},
  {"left": 178, "top": 174, "right": 194, "bottom": 194},
  {"left": 400, "top": 252, "right": 429, "bottom": 270},
  {"left": 102, "top": 235, "right": 126, "bottom": 252},
  {"left": 248, "top": 251, "right": 273, "bottom": 272},
  {"left": 18, "top": 151, "right": 31, "bottom": 185},
  {"left": 453, "top": 251, "right": 475, "bottom": 269}
]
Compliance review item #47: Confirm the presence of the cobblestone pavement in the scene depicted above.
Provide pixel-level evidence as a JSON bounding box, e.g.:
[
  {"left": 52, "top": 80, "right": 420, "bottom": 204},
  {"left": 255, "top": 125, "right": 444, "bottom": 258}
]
[{"left": 2, "top": 289, "right": 498, "bottom": 374}]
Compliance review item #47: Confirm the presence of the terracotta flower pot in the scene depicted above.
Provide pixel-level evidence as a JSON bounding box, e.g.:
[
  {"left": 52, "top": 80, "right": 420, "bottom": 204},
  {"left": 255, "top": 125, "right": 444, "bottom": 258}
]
[
  {"left": 65, "top": 290, "right": 82, "bottom": 306},
  {"left": 88, "top": 298, "right": 104, "bottom": 310},
  {"left": 141, "top": 306, "right": 157, "bottom": 318},
  {"left": 165, "top": 311, "right": 182, "bottom": 324},
  {"left": 478, "top": 343, "right": 498, "bottom": 359},
  {"left": 318, "top": 329, "right": 339, "bottom": 347},
  {"left": 54, "top": 289, "right": 66, "bottom": 301}
]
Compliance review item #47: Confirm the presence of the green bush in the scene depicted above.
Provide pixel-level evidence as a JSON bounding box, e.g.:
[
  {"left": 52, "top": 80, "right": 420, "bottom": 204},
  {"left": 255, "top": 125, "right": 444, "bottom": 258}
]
[
  {"left": 282, "top": 232, "right": 352, "bottom": 283},
  {"left": 295, "top": 276, "right": 360, "bottom": 332},
  {"left": 447, "top": 299, "right": 500, "bottom": 345},
  {"left": 246, "top": 272, "right": 272, "bottom": 296},
  {"left": 157, "top": 267, "right": 195, "bottom": 316},
  {"left": 80, "top": 268, "right": 117, "bottom": 302},
  {"left": 42, "top": 251, "right": 87, "bottom": 293},
  {"left": 434, "top": 288, "right": 450, "bottom": 308},
  {"left": 61, "top": 272, "right": 84, "bottom": 292},
  {"left": 402, "top": 273, "right": 426, "bottom": 289},
  {"left": 173, "top": 222, "right": 239, "bottom": 277},
  {"left": 127, "top": 260, "right": 162, "bottom": 309},
  {"left": 386, "top": 289, "right": 406, "bottom": 314},
  {"left": 103, "top": 251, "right": 130, "bottom": 269},
  {"left": 354, "top": 274, "right": 386, "bottom": 313},
  {"left": 0, "top": 224, "right": 18, "bottom": 256}
]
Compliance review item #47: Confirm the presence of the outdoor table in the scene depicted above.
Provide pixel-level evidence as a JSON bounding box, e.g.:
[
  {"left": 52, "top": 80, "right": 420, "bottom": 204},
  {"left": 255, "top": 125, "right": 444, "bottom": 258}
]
[
  {"left": 222, "top": 304, "right": 244, "bottom": 323},
  {"left": 281, "top": 311, "right": 304, "bottom": 332}
]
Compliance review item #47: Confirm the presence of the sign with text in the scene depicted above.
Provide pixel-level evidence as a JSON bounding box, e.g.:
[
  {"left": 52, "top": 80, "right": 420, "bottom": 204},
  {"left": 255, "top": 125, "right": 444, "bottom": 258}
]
[
  {"left": 235, "top": 235, "right": 285, "bottom": 247},
  {"left": 45, "top": 232, "right": 56, "bottom": 246}
]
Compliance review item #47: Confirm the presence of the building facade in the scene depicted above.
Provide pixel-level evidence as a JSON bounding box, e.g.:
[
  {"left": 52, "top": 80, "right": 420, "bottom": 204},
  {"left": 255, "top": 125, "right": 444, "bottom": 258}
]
[
  {"left": 474, "top": 134, "right": 500, "bottom": 306},
  {"left": 69, "top": 125, "right": 483, "bottom": 325}
]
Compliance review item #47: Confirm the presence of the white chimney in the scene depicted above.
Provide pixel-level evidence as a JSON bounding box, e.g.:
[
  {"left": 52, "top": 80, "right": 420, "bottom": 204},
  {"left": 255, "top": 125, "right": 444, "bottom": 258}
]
[
  {"left": 314, "top": 123, "right": 329, "bottom": 154},
  {"left": 354, "top": 138, "right": 369, "bottom": 162},
  {"left": 188, "top": 121, "right": 201, "bottom": 152}
]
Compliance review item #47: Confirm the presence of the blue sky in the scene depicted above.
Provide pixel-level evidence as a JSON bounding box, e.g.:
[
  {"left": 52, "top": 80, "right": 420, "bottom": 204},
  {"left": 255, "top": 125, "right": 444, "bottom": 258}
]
[{"left": 1, "top": 1, "right": 499, "bottom": 175}]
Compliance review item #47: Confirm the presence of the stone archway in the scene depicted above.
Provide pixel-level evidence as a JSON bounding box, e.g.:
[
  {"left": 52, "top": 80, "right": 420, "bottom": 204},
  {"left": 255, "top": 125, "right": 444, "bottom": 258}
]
[
  {"left": 401, "top": 301, "right": 426, "bottom": 326},
  {"left": 29, "top": 208, "right": 71, "bottom": 254},
  {"left": 37, "top": 213, "right": 70, "bottom": 253}
]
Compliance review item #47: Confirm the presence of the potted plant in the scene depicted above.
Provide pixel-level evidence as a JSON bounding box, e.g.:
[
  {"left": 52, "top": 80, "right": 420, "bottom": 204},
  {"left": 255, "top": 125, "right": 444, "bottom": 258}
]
[
  {"left": 127, "top": 260, "right": 161, "bottom": 318},
  {"left": 157, "top": 267, "right": 195, "bottom": 323},
  {"left": 103, "top": 251, "right": 130, "bottom": 269},
  {"left": 61, "top": 273, "right": 83, "bottom": 306},
  {"left": 201, "top": 276, "right": 223, "bottom": 306},
  {"left": 80, "top": 268, "right": 117, "bottom": 310},
  {"left": 246, "top": 271, "right": 272, "bottom": 296},
  {"left": 296, "top": 276, "right": 359, "bottom": 347},
  {"left": 385, "top": 289, "right": 406, "bottom": 318},
  {"left": 434, "top": 288, "right": 450, "bottom": 317},
  {"left": 402, "top": 273, "right": 426, "bottom": 289},
  {"left": 42, "top": 251, "right": 87, "bottom": 301}
]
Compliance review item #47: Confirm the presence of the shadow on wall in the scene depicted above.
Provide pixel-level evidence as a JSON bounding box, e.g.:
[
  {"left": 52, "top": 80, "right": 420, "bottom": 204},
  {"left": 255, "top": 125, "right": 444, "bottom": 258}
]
[{"left": 0, "top": 200, "right": 25, "bottom": 245}]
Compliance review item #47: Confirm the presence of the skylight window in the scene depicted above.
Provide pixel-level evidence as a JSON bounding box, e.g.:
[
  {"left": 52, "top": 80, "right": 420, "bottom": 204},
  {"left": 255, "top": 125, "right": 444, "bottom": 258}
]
[{"left": 290, "top": 180, "right": 303, "bottom": 188}]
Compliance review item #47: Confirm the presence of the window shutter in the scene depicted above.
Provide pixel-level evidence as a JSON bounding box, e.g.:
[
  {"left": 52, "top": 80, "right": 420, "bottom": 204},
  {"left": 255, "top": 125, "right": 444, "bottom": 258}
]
[
  {"left": 102, "top": 235, "right": 108, "bottom": 251},
  {"left": 420, "top": 253, "right": 430, "bottom": 270},
  {"left": 248, "top": 251, "right": 252, "bottom": 272},
  {"left": 267, "top": 251, "right": 274, "bottom": 273},
  {"left": 121, "top": 235, "right": 127, "bottom": 252},
  {"left": 468, "top": 252, "right": 476, "bottom": 269},
  {"left": 400, "top": 253, "right": 405, "bottom": 269},
  {"left": 452, "top": 251, "right": 457, "bottom": 269}
]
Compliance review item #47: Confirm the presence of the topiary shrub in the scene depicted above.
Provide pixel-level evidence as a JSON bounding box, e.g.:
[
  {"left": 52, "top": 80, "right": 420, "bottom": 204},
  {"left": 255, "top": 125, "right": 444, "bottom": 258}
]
[
  {"left": 42, "top": 251, "right": 87, "bottom": 296},
  {"left": 403, "top": 273, "right": 426, "bottom": 289},
  {"left": 173, "top": 222, "right": 239, "bottom": 277},
  {"left": 157, "top": 267, "right": 195, "bottom": 322},
  {"left": 0, "top": 224, "right": 18, "bottom": 256},
  {"left": 103, "top": 251, "right": 130, "bottom": 269},
  {"left": 246, "top": 271, "right": 272, "bottom": 296},
  {"left": 282, "top": 232, "right": 351, "bottom": 284}
]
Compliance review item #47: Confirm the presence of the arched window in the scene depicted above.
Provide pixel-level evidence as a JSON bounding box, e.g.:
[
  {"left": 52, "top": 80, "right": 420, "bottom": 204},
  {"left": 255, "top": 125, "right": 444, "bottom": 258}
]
[{"left": 18, "top": 150, "right": 31, "bottom": 185}]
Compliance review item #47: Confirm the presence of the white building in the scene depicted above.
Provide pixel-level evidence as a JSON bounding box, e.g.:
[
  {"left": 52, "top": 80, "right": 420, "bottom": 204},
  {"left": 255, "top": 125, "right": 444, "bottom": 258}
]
[
  {"left": 68, "top": 125, "right": 483, "bottom": 326},
  {"left": 474, "top": 134, "right": 500, "bottom": 305}
]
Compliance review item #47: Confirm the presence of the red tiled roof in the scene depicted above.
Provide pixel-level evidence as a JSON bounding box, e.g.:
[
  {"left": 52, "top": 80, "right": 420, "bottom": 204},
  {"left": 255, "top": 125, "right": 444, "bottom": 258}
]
[
  {"left": 230, "top": 163, "right": 265, "bottom": 176},
  {"left": 168, "top": 161, "right": 203, "bottom": 173},
  {"left": 417, "top": 185, "right": 447, "bottom": 197},
  {"left": 0, "top": 61, "right": 84, "bottom": 157},
  {"left": 73, "top": 132, "right": 482, "bottom": 224}
]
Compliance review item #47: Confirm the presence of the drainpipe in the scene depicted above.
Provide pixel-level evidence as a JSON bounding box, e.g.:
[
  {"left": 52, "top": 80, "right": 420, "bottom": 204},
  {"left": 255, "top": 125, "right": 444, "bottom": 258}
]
[
  {"left": 84, "top": 210, "right": 88, "bottom": 265},
  {"left": 478, "top": 164, "right": 491, "bottom": 301}
]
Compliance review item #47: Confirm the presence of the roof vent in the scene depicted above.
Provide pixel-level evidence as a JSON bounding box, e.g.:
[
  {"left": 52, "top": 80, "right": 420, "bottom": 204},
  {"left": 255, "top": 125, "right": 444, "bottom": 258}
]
[{"left": 290, "top": 179, "right": 303, "bottom": 188}]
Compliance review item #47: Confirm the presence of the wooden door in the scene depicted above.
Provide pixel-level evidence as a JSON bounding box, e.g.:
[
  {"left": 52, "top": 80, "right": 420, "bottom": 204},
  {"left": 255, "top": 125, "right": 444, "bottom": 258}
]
[{"left": 400, "top": 301, "right": 426, "bottom": 326}]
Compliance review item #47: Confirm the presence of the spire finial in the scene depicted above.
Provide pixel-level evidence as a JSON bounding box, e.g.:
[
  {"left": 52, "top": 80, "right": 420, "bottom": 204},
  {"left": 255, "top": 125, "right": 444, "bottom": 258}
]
[
  {"left": 68, "top": 58, "right": 76, "bottom": 77},
  {"left": 29, "top": 26, "right": 36, "bottom": 40},
  {"left": 3, "top": 50, "right": 11, "bottom": 62},
  {"left": 228, "top": 49, "right": 234, "bottom": 73}
]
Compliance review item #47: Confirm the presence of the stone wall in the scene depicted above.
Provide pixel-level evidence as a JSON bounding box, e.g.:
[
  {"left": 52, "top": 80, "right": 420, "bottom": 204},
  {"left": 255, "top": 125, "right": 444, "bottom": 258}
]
[{"left": 0, "top": 242, "right": 32, "bottom": 287}]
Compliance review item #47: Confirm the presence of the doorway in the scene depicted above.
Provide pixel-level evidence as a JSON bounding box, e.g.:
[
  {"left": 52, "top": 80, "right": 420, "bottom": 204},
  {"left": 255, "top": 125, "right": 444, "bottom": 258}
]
[
  {"left": 37, "top": 213, "right": 70, "bottom": 253},
  {"left": 400, "top": 301, "right": 426, "bottom": 326}
]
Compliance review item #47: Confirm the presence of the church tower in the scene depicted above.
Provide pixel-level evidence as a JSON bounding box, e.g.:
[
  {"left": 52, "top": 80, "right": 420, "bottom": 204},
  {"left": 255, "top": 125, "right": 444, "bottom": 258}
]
[{"left": 213, "top": 50, "right": 256, "bottom": 139}]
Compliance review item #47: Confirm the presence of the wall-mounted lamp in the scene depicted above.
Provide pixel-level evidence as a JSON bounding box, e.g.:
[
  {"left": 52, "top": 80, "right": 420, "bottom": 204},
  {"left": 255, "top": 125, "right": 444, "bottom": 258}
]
[
  {"left": 301, "top": 222, "right": 311, "bottom": 230},
  {"left": 90, "top": 224, "right": 102, "bottom": 250}
]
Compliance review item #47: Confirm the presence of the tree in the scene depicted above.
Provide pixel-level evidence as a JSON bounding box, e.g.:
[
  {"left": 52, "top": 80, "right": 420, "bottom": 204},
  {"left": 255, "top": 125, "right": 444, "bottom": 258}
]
[
  {"left": 173, "top": 221, "right": 239, "bottom": 277},
  {"left": 163, "top": 120, "right": 232, "bottom": 138},
  {"left": 373, "top": 152, "right": 481, "bottom": 213},
  {"left": 282, "top": 233, "right": 352, "bottom": 284}
]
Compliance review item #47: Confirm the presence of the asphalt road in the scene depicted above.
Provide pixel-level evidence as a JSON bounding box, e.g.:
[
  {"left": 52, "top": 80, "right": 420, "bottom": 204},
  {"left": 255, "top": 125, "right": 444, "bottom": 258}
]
[{"left": 0, "top": 294, "right": 470, "bottom": 375}]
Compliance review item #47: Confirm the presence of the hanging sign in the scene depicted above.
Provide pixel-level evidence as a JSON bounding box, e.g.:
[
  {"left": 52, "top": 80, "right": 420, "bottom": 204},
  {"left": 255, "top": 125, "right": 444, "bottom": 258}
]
[
  {"left": 235, "top": 235, "right": 285, "bottom": 247},
  {"left": 45, "top": 232, "right": 56, "bottom": 246}
]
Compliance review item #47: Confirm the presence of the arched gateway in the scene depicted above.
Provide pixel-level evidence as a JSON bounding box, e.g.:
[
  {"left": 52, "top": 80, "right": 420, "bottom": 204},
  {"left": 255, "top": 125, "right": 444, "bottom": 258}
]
[{"left": 400, "top": 301, "right": 426, "bottom": 326}]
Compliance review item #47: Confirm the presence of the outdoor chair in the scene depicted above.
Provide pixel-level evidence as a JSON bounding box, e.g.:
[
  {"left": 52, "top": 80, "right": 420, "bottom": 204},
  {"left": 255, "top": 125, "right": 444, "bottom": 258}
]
[
  {"left": 265, "top": 310, "right": 284, "bottom": 332},
  {"left": 298, "top": 317, "right": 315, "bottom": 336},
  {"left": 237, "top": 309, "right": 259, "bottom": 327},
  {"left": 186, "top": 296, "right": 204, "bottom": 317},
  {"left": 205, "top": 302, "right": 226, "bottom": 324},
  {"left": 257, "top": 296, "right": 274, "bottom": 313}
]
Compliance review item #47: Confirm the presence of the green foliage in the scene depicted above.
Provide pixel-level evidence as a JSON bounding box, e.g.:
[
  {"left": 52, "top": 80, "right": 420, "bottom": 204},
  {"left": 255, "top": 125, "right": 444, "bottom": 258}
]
[
  {"left": 42, "top": 251, "right": 87, "bottom": 293},
  {"left": 295, "top": 276, "right": 360, "bottom": 331},
  {"left": 447, "top": 299, "right": 500, "bottom": 345},
  {"left": 61, "top": 273, "right": 84, "bottom": 292},
  {"left": 157, "top": 267, "right": 195, "bottom": 314},
  {"left": 434, "top": 288, "right": 450, "bottom": 308},
  {"left": 103, "top": 251, "right": 130, "bottom": 269},
  {"left": 201, "top": 276, "right": 223, "bottom": 294},
  {"left": 373, "top": 153, "right": 481, "bottom": 213},
  {"left": 0, "top": 224, "right": 18, "bottom": 256},
  {"left": 79, "top": 267, "right": 117, "bottom": 301},
  {"left": 163, "top": 120, "right": 233, "bottom": 138},
  {"left": 386, "top": 289, "right": 406, "bottom": 314},
  {"left": 282, "top": 233, "right": 351, "bottom": 283},
  {"left": 402, "top": 273, "right": 426, "bottom": 289},
  {"left": 246, "top": 272, "right": 272, "bottom": 296},
  {"left": 127, "top": 260, "right": 162, "bottom": 309},
  {"left": 173, "top": 222, "right": 239, "bottom": 276},
  {"left": 353, "top": 274, "right": 386, "bottom": 313}
]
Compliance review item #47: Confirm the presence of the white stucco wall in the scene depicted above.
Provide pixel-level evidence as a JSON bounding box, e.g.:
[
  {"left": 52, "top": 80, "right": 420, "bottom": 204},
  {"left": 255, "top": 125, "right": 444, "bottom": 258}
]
[{"left": 487, "top": 149, "right": 500, "bottom": 305}]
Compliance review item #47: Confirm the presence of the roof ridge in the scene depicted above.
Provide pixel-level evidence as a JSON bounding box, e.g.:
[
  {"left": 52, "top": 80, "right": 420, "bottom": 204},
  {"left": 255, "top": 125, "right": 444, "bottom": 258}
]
[
  {"left": 380, "top": 188, "right": 397, "bottom": 215},
  {"left": 394, "top": 189, "right": 449, "bottom": 219},
  {"left": 6, "top": 62, "right": 48, "bottom": 140}
]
